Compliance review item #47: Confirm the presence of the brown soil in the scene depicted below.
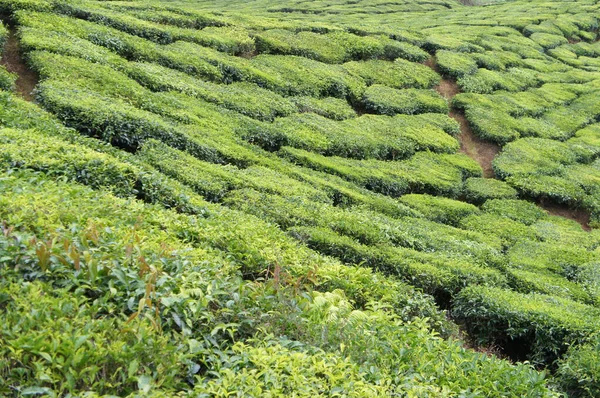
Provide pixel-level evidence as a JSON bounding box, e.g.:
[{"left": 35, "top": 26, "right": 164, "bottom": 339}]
[
  {"left": 0, "top": 27, "right": 38, "bottom": 101},
  {"left": 428, "top": 57, "right": 500, "bottom": 178},
  {"left": 537, "top": 199, "right": 592, "bottom": 231},
  {"left": 448, "top": 110, "right": 500, "bottom": 177},
  {"left": 425, "top": 56, "right": 592, "bottom": 230}
]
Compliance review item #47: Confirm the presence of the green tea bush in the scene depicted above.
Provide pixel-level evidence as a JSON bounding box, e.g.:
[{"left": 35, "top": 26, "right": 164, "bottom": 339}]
[
  {"left": 459, "top": 213, "right": 537, "bottom": 247},
  {"left": 250, "top": 54, "right": 366, "bottom": 99},
  {"left": 344, "top": 58, "right": 439, "bottom": 89},
  {"left": 35, "top": 80, "right": 222, "bottom": 160},
  {"left": 249, "top": 113, "right": 458, "bottom": 159},
  {"left": 362, "top": 85, "right": 448, "bottom": 115},
  {"left": 529, "top": 32, "right": 568, "bottom": 49},
  {"left": 557, "top": 334, "right": 600, "bottom": 398},
  {"left": 289, "top": 226, "right": 506, "bottom": 300},
  {"left": 399, "top": 193, "right": 480, "bottom": 226},
  {"left": 0, "top": 67, "right": 16, "bottom": 92},
  {"left": 19, "top": 26, "right": 128, "bottom": 67},
  {"left": 464, "top": 177, "right": 518, "bottom": 204},
  {"left": 291, "top": 96, "right": 356, "bottom": 120},
  {"left": 124, "top": 62, "right": 297, "bottom": 121},
  {"left": 454, "top": 286, "right": 600, "bottom": 364},
  {"left": 436, "top": 50, "right": 478, "bottom": 79},
  {"left": 507, "top": 268, "right": 594, "bottom": 304},
  {"left": 507, "top": 241, "right": 600, "bottom": 276},
  {"left": 481, "top": 199, "right": 548, "bottom": 225},
  {"left": 280, "top": 147, "right": 479, "bottom": 197},
  {"left": 0, "top": 279, "right": 187, "bottom": 395},
  {"left": 255, "top": 29, "right": 428, "bottom": 63},
  {"left": 458, "top": 68, "right": 539, "bottom": 94},
  {"left": 57, "top": 2, "right": 255, "bottom": 54},
  {"left": 473, "top": 51, "right": 523, "bottom": 71}
]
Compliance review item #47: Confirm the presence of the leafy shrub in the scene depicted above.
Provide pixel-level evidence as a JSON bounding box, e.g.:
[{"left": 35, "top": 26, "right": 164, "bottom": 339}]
[
  {"left": 399, "top": 193, "right": 480, "bottom": 226},
  {"left": 280, "top": 147, "right": 479, "bottom": 198},
  {"left": 464, "top": 177, "right": 518, "bottom": 204},
  {"left": 481, "top": 199, "right": 548, "bottom": 225},
  {"left": 291, "top": 96, "right": 356, "bottom": 120},
  {"left": 290, "top": 225, "right": 506, "bottom": 300},
  {"left": 124, "top": 62, "right": 297, "bottom": 121},
  {"left": 343, "top": 58, "right": 439, "bottom": 89},
  {"left": 254, "top": 29, "right": 427, "bottom": 63},
  {"left": 362, "top": 85, "right": 448, "bottom": 115},
  {"left": 557, "top": 334, "right": 600, "bottom": 398},
  {"left": 454, "top": 286, "right": 600, "bottom": 364},
  {"left": 436, "top": 50, "right": 478, "bottom": 78}
]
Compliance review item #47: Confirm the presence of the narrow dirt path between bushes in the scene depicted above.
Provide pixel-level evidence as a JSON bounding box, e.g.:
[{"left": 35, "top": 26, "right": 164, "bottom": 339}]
[
  {"left": 426, "top": 58, "right": 500, "bottom": 178},
  {"left": 425, "top": 57, "right": 592, "bottom": 230},
  {"left": 537, "top": 199, "right": 592, "bottom": 231},
  {"left": 0, "top": 26, "right": 37, "bottom": 101}
]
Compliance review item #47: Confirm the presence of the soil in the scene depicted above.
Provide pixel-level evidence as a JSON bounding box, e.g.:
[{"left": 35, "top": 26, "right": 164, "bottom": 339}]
[
  {"left": 448, "top": 110, "right": 500, "bottom": 177},
  {"left": 427, "top": 57, "right": 500, "bottom": 178},
  {"left": 537, "top": 199, "right": 592, "bottom": 231},
  {"left": 0, "top": 26, "right": 38, "bottom": 101},
  {"left": 424, "top": 56, "right": 592, "bottom": 230}
]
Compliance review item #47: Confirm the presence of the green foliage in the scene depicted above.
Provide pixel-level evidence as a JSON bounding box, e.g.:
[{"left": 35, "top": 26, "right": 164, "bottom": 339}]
[
  {"left": 436, "top": 50, "right": 478, "bottom": 79},
  {"left": 464, "top": 177, "right": 518, "bottom": 204},
  {"left": 2, "top": 0, "right": 600, "bottom": 395},
  {"left": 481, "top": 199, "right": 548, "bottom": 225},
  {"left": 254, "top": 29, "right": 427, "bottom": 63},
  {"left": 362, "top": 85, "right": 448, "bottom": 115},
  {"left": 557, "top": 333, "right": 600, "bottom": 398},
  {"left": 458, "top": 68, "right": 540, "bottom": 94},
  {"left": 454, "top": 286, "right": 600, "bottom": 364},
  {"left": 124, "top": 61, "right": 297, "bottom": 121},
  {"left": 251, "top": 113, "right": 458, "bottom": 160},
  {"left": 0, "top": 66, "right": 16, "bottom": 91},
  {"left": 280, "top": 147, "right": 479, "bottom": 197},
  {"left": 344, "top": 58, "right": 439, "bottom": 89},
  {"left": 399, "top": 193, "right": 480, "bottom": 226},
  {"left": 291, "top": 96, "right": 356, "bottom": 120}
]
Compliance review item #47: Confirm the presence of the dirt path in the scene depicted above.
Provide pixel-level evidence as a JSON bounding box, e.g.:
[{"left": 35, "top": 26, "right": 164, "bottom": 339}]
[
  {"left": 427, "top": 58, "right": 500, "bottom": 178},
  {"left": 425, "top": 57, "right": 592, "bottom": 230},
  {"left": 537, "top": 199, "right": 592, "bottom": 231},
  {"left": 0, "top": 26, "right": 37, "bottom": 101}
]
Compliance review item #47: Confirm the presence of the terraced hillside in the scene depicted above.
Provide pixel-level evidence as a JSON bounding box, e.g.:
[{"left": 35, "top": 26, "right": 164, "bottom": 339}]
[{"left": 1, "top": 0, "right": 600, "bottom": 396}]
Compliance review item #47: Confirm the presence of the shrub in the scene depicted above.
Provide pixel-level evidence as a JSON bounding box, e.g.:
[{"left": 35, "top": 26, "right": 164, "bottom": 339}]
[
  {"left": 250, "top": 113, "right": 458, "bottom": 160},
  {"left": 289, "top": 226, "right": 506, "bottom": 300},
  {"left": 280, "top": 147, "right": 478, "bottom": 198},
  {"left": 343, "top": 58, "right": 439, "bottom": 89},
  {"left": 507, "top": 268, "right": 594, "bottom": 304},
  {"left": 481, "top": 199, "right": 547, "bottom": 225},
  {"left": 557, "top": 335, "right": 600, "bottom": 398},
  {"left": 436, "top": 50, "right": 478, "bottom": 78},
  {"left": 530, "top": 32, "right": 568, "bottom": 49},
  {"left": 362, "top": 85, "right": 448, "bottom": 115},
  {"left": 291, "top": 96, "right": 356, "bottom": 120},
  {"left": 398, "top": 193, "right": 480, "bottom": 226},
  {"left": 454, "top": 286, "right": 600, "bottom": 364},
  {"left": 124, "top": 62, "right": 296, "bottom": 121},
  {"left": 464, "top": 177, "right": 518, "bottom": 204}
]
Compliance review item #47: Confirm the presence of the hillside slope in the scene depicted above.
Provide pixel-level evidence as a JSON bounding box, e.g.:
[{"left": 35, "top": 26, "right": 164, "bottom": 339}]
[{"left": 0, "top": 0, "right": 599, "bottom": 396}]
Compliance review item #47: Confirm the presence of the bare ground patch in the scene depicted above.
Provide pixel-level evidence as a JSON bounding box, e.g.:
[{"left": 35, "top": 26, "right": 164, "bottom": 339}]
[
  {"left": 425, "top": 56, "right": 592, "bottom": 230},
  {"left": 1, "top": 26, "right": 38, "bottom": 101},
  {"left": 537, "top": 199, "right": 592, "bottom": 231},
  {"left": 428, "top": 60, "right": 500, "bottom": 178},
  {"left": 449, "top": 110, "right": 500, "bottom": 178}
]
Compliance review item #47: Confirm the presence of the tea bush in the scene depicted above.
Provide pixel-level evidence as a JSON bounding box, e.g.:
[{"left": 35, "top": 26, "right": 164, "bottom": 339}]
[
  {"left": 454, "top": 286, "right": 600, "bottom": 364},
  {"left": 362, "top": 85, "right": 448, "bottom": 115},
  {"left": 2, "top": 0, "right": 600, "bottom": 395}
]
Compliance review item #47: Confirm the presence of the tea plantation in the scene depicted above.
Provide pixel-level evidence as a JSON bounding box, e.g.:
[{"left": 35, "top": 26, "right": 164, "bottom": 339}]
[{"left": 0, "top": 0, "right": 600, "bottom": 396}]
